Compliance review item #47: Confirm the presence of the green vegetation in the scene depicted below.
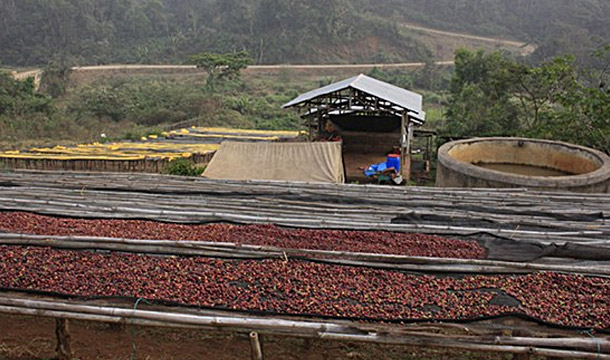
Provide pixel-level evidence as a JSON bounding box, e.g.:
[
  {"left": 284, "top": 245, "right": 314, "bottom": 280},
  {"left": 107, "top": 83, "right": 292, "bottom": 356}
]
[
  {"left": 0, "top": 71, "right": 56, "bottom": 144},
  {"left": 189, "top": 51, "right": 253, "bottom": 90},
  {"left": 0, "top": 0, "right": 430, "bottom": 66},
  {"left": 2, "top": 1, "right": 609, "bottom": 156},
  {"left": 444, "top": 48, "right": 610, "bottom": 154},
  {"left": 368, "top": 63, "right": 452, "bottom": 93},
  {"left": 0, "top": 59, "right": 304, "bottom": 148},
  {"left": 163, "top": 158, "right": 205, "bottom": 177},
  {"left": 376, "top": 0, "right": 610, "bottom": 66},
  {"left": 0, "top": 72, "right": 52, "bottom": 118},
  {"left": 3, "top": 1, "right": 610, "bottom": 68}
]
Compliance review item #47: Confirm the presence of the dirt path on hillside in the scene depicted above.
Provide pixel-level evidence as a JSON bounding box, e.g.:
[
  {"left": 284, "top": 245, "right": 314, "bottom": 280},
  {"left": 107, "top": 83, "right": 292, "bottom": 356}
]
[
  {"left": 70, "top": 60, "right": 454, "bottom": 72},
  {"left": 13, "top": 61, "right": 455, "bottom": 81},
  {"left": 400, "top": 22, "right": 537, "bottom": 56},
  {"left": 12, "top": 22, "right": 535, "bottom": 79}
]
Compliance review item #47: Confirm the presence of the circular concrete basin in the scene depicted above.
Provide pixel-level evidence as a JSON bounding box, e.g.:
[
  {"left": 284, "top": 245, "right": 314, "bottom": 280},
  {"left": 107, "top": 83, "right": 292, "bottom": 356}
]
[{"left": 436, "top": 137, "right": 610, "bottom": 193}]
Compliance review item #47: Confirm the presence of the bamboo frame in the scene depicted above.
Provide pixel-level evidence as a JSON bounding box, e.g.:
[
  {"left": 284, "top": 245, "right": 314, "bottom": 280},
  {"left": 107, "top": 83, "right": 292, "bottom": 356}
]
[
  {"left": 0, "top": 153, "right": 215, "bottom": 174},
  {"left": 2, "top": 171, "right": 609, "bottom": 358},
  {"left": 0, "top": 177, "right": 609, "bottom": 247},
  {"left": 0, "top": 184, "right": 610, "bottom": 248},
  {"left": 1, "top": 233, "right": 609, "bottom": 277},
  {"left": 0, "top": 295, "right": 608, "bottom": 359}
]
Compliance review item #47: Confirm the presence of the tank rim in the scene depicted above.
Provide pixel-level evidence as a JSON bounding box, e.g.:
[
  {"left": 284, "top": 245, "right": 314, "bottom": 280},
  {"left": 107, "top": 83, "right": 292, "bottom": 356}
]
[{"left": 437, "top": 137, "right": 610, "bottom": 188}]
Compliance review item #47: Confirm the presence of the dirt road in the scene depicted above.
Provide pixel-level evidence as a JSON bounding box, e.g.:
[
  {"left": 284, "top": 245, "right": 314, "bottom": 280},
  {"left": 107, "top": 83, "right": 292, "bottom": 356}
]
[
  {"left": 11, "top": 22, "right": 535, "bottom": 79},
  {"left": 12, "top": 61, "right": 454, "bottom": 81},
  {"left": 400, "top": 22, "right": 536, "bottom": 56},
  {"left": 68, "top": 60, "right": 455, "bottom": 73}
]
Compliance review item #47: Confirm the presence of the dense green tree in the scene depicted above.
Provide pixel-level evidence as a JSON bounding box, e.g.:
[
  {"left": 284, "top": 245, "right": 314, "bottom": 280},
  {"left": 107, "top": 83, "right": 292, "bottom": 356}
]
[
  {"left": 0, "top": 72, "right": 53, "bottom": 117},
  {"left": 444, "top": 48, "right": 610, "bottom": 154},
  {"left": 532, "top": 47, "right": 610, "bottom": 153},
  {"left": 444, "top": 50, "right": 520, "bottom": 137},
  {"left": 375, "top": 0, "right": 610, "bottom": 67},
  {"left": 0, "top": 0, "right": 431, "bottom": 66},
  {"left": 189, "top": 51, "right": 253, "bottom": 90}
]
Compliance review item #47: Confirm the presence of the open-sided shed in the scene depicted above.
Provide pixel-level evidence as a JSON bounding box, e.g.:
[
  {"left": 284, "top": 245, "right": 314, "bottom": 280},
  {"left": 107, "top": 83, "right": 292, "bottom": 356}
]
[{"left": 282, "top": 74, "right": 426, "bottom": 182}]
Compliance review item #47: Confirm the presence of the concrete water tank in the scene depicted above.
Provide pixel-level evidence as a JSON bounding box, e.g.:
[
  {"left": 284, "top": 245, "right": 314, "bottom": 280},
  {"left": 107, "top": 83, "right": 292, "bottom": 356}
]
[{"left": 436, "top": 137, "right": 610, "bottom": 193}]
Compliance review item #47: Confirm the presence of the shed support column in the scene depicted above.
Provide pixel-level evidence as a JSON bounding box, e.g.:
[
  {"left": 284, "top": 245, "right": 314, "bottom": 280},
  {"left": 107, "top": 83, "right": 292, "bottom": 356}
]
[
  {"left": 425, "top": 136, "right": 432, "bottom": 173},
  {"left": 307, "top": 116, "right": 313, "bottom": 142},
  {"left": 296, "top": 110, "right": 302, "bottom": 138},
  {"left": 401, "top": 114, "right": 413, "bottom": 184}
]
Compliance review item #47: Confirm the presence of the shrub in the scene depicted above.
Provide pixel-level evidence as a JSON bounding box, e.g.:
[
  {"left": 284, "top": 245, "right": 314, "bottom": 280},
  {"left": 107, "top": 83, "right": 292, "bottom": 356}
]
[{"left": 163, "top": 158, "right": 205, "bottom": 177}]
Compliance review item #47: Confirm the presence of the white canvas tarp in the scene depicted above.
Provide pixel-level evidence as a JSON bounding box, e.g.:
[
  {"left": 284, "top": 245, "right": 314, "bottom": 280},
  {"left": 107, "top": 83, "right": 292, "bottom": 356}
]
[{"left": 203, "top": 141, "right": 345, "bottom": 183}]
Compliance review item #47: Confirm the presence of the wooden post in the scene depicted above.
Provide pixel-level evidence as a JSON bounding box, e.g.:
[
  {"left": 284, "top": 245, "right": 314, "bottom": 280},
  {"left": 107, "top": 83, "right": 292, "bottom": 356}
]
[
  {"left": 400, "top": 113, "right": 413, "bottom": 184},
  {"left": 407, "top": 122, "right": 414, "bottom": 180},
  {"left": 296, "top": 109, "right": 303, "bottom": 139},
  {"left": 425, "top": 135, "right": 432, "bottom": 173},
  {"left": 307, "top": 116, "right": 313, "bottom": 142},
  {"left": 502, "top": 319, "right": 531, "bottom": 360},
  {"left": 55, "top": 318, "right": 72, "bottom": 360},
  {"left": 249, "top": 332, "right": 264, "bottom": 360},
  {"left": 400, "top": 113, "right": 407, "bottom": 181}
]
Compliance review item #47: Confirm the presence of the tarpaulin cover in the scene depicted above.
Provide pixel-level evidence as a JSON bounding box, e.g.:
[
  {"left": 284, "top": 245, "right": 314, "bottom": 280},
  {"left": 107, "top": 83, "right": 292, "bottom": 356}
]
[{"left": 203, "top": 141, "right": 345, "bottom": 183}]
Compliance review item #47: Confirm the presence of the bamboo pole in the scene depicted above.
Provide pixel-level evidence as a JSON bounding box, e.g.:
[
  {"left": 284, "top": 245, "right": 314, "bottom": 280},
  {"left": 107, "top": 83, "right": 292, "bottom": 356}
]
[
  {"left": 495, "top": 336, "right": 610, "bottom": 354},
  {"left": 400, "top": 113, "right": 409, "bottom": 183},
  {"left": 0, "top": 297, "right": 347, "bottom": 334},
  {"left": 319, "top": 333, "right": 610, "bottom": 360},
  {"left": 2, "top": 171, "right": 610, "bottom": 248},
  {"left": 0, "top": 296, "right": 608, "bottom": 359},
  {"left": 2, "top": 233, "right": 610, "bottom": 277},
  {"left": 2, "top": 169, "right": 609, "bottom": 198},
  {"left": 250, "top": 332, "right": 264, "bottom": 360},
  {"left": 2, "top": 173, "right": 610, "bottom": 219},
  {"left": 406, "top": 122, "right": 414, "bottom": 183},
  {"left": 3, "top": 176, "right": 599, "bottom": 218}
]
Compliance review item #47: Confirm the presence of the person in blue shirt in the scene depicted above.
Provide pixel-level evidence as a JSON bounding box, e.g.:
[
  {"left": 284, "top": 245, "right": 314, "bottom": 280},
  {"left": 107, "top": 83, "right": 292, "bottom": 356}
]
[{"left": 363, "top": 161, "right": 404, "bottom": 185}]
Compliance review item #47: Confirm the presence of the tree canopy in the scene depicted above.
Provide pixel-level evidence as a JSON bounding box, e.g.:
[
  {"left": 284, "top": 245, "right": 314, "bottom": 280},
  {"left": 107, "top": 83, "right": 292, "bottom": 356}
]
[
  {"left": 189, "top": 51, "right": 253, "bottom": 89},
  {"left": 3, "top": 0, "right": 609, "bottom": 67},
  {"left": 0, "top": 72, "right": 53, "bottom": 118},
  {"left": 0, "top": 0, "right": 429, "bottom": 66},
  {"left": 444, "top": 48, "right": 610, "bottom": 154}
]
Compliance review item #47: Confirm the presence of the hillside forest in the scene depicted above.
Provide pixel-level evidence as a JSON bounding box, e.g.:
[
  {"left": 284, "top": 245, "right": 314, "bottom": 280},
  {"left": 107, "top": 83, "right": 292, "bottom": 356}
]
[
  {"left": 2, "top": 0, "right": 610, "bottom": 66},
  {"left": 0, "top": 0, "right": 609, "bottom": 155}
]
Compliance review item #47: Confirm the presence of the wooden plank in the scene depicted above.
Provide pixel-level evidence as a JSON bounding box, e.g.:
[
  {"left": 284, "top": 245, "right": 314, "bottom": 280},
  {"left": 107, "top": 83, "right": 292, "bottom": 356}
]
[{"left": 55, "top": 318, "right": 72, "bottom": 360}]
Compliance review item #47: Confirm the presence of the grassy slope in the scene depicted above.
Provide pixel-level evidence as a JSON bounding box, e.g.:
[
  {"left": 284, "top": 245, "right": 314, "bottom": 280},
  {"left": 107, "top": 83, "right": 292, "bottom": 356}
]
[
  {"left": 7, "top": 15, "right": 529, "bottom": 150},
  {"left": 0, "top": 65, "right": 448, "bottom": 151}
]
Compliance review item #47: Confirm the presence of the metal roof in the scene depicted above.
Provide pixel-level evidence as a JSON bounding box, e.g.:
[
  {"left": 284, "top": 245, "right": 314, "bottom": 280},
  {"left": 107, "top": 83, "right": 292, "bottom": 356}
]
[{"left": 282, "top": 74, "right": 425, "bottom": 122}]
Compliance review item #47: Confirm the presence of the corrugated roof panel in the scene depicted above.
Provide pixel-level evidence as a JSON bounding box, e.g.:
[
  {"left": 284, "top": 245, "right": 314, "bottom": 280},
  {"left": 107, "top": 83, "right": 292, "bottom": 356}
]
[
  {"left": 282, "top": 74, "right": 424, "bottom": 119},
  {"left": 281, "top": 75, "right": 361, "bottom": 108},
  {"left": 351, "top": 75, "right": 422, "bottom": 113}
]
